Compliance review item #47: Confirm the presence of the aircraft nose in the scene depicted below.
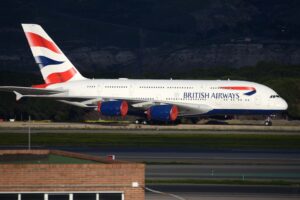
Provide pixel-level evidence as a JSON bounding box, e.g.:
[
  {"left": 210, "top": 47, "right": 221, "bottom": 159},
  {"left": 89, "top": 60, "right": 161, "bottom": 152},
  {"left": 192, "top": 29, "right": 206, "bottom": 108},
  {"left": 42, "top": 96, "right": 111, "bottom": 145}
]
[{"left": 280, "top": 98, "right": 288, "bottom": 110}]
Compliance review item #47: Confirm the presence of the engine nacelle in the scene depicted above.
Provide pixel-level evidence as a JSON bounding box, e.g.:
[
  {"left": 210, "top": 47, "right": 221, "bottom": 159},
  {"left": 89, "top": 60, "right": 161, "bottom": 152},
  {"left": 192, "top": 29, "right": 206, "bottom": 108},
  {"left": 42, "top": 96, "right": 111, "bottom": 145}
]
[
  {"left": 98, "top": 100, "right": 128, "bottom": 117},
  {"left": 147, "top": 105, "right": 178, "bottom": 121}
]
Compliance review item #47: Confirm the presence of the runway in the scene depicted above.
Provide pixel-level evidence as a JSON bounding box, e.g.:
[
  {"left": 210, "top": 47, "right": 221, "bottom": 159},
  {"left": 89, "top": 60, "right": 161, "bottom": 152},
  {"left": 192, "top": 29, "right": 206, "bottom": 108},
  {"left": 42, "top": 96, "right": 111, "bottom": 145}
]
[
  {"left": 77, "top": 148, "right": 300, "bottom": 164},
  {"left": 53, "top": 147, "right": 300, "bottom": 181},
  {"left": 1, "top": 124, "right": 300, "bottom": 199},
  {"left": 145, "top": 184, "right": 300, "bottom": 200},
  {"left": 84, "top": 147, "right": 299, "bottom": 198},
  {"left": 0, "top": 121, "right": 300, "bottom": 133},
  {"left": 147, "top": 164, "right": 300, "bottom": 180},
  {"left": 0, "top": 128, "right": 299, "bottom": 135},
  {"left": 2, "top": 146, "right": 299, "bottom": 181}
]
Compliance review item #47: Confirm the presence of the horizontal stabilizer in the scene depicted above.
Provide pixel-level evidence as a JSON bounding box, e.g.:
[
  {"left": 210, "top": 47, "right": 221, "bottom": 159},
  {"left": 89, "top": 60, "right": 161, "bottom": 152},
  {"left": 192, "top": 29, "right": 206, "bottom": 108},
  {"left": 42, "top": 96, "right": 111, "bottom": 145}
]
[
  {"left": 0, "top": 86, "right": 64, "bottom": 95},
  {"left": 13, "top": 91, "right": 23, "bottom": 101}
]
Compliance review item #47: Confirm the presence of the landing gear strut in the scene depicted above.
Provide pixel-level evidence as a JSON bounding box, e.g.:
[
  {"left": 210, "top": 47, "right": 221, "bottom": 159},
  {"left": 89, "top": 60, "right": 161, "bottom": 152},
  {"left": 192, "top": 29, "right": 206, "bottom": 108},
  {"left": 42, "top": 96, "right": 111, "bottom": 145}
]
[
  {"left": 264, "top": 116, "right": 272, "bottom": 126},
  {"left": 190, "top": 117, "right": 200, "bottom": 124}
]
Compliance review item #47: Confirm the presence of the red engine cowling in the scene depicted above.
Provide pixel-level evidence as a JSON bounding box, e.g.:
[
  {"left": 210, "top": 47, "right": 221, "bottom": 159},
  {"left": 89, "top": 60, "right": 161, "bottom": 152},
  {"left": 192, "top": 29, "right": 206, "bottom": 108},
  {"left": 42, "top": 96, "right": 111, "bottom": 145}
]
[
  {"left": 147, "top": 105, "right": 178, "bottom": 121},
  {"left": 97, "top": 100, "right": 128, "bottom": 117}
]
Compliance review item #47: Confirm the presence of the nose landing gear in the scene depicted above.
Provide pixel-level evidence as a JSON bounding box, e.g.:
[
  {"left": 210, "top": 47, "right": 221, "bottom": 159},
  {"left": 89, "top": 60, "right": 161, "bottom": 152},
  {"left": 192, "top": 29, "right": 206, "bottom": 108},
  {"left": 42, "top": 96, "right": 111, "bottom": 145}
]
[{"left": 264, "top": 116, "right": 273, "bottom": 126}]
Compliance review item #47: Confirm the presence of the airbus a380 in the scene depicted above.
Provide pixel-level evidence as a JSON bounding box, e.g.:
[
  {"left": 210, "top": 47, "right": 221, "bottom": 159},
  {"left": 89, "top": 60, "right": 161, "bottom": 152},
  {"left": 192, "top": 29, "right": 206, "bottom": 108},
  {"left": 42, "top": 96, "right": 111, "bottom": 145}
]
[{"left": 0, "top": 24, "right": 288, "bottom": 125}]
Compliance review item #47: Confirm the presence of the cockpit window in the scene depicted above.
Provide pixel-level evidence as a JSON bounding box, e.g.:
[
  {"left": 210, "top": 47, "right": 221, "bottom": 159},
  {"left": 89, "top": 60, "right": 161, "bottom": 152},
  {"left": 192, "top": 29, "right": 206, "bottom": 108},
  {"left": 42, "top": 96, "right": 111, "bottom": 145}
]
[{"left": 270, "top": 95, "right": 280, "bottom": 98}]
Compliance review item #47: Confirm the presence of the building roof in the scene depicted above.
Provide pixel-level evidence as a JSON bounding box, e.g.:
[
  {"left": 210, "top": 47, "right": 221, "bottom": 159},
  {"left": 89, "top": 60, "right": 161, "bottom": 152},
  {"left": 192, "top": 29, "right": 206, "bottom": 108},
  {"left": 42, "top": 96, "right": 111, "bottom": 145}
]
[{"left": 0, "top": 150, "right": 123, "bottom": 164}]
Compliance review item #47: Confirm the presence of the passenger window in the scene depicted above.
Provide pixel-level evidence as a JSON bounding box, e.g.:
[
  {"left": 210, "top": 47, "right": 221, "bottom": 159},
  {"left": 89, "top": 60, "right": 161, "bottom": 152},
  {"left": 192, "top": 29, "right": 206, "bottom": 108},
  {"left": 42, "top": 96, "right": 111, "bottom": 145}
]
[
  {"left": 0, "top": 194, "right": 18, "bottom": 200},
  {"left": 73, "top": 193, "right": 96, "bottom": 200},
  {"left": 22, "top": 194, "right": 44, "bottom": 200},
  {"left": 99, "top": 193, "right": 122, "bottom": 200}
]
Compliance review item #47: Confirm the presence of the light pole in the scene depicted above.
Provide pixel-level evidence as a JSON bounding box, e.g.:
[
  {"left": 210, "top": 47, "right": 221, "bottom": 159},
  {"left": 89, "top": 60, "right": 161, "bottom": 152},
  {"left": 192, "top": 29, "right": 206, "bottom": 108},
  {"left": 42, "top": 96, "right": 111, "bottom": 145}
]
[{"left": 28, "top": 115, "right": 31, "bottom": 150}]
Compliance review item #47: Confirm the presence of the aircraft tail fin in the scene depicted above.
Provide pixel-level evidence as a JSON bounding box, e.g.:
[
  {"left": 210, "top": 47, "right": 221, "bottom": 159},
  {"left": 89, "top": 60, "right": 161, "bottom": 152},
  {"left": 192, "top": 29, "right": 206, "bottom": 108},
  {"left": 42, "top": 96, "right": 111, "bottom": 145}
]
[{"left": 21, "top": 24, "right": 86, "bottom": 85}]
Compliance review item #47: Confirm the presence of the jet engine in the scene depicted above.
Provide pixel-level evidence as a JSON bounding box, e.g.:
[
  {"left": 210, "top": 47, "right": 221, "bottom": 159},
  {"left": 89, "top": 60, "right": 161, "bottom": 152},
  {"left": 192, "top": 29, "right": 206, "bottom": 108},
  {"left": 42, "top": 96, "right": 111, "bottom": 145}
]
[
  {"left": 97, "top": 100, "right": 128, "bottom": 117},
  {"left": 147, "top": 105, "right": 178, "bottom": 121}
]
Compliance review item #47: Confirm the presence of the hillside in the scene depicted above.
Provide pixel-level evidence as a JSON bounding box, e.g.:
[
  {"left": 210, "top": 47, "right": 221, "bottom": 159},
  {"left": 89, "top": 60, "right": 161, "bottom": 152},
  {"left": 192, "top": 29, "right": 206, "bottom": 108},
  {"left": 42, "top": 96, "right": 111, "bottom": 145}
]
[
  {"left": 0, "top": 0, "right": 300, "bottom": 75},
  {"left": 0, "top": 0, "right": 299, "bottom": 120}
]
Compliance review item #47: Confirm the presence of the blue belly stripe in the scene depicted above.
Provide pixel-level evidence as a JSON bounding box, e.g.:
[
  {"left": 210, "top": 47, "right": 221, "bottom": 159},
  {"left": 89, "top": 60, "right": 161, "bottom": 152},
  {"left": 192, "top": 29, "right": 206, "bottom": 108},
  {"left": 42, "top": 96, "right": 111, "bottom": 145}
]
[{"left": 205, "top": 109, "right": 284, "bottom": 115}]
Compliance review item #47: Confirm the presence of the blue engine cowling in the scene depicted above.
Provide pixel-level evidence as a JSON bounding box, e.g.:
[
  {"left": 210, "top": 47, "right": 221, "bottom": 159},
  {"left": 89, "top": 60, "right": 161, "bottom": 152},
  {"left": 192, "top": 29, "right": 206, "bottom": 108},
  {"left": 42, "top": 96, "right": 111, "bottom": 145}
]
[
  {"left": 147, "top": 105, "right": 178, "bottom": 121},
  {"left": 98, "top": 100, "right": 128, "bottom": 117}
]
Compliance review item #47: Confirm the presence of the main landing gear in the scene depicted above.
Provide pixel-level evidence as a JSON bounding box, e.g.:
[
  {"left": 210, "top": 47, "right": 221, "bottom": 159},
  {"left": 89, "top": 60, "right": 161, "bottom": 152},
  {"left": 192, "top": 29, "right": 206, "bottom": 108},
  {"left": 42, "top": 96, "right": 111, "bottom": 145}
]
[
  {"left": 135, "top": 119, "right": 148, "bottom": 125},
  {"left": 264, "top": 116, "right": 272, "bottom": 126}
]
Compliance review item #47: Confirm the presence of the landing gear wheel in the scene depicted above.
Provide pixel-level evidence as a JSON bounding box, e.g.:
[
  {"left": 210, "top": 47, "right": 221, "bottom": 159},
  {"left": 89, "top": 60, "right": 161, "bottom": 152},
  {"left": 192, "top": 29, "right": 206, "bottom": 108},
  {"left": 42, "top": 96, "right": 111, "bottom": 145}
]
[
  {"left": 264, "top": 116, "right": 272, "bottom": 126},
  {"left": 264, "top": 120, "right": 272, "bottom": 126},
  {"left": 190, "top": 117, "right": 199, "bottom": 124}
]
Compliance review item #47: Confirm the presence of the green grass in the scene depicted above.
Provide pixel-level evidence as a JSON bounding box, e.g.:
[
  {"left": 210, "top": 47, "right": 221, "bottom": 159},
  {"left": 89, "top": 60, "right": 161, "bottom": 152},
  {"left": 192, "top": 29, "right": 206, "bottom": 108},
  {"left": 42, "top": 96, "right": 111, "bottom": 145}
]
[
  {"left": 0, "top": 132, "right": 300, "bottom": 149},
  {"left": 146, "top": 179, "right": 300, "bottom": 186}
]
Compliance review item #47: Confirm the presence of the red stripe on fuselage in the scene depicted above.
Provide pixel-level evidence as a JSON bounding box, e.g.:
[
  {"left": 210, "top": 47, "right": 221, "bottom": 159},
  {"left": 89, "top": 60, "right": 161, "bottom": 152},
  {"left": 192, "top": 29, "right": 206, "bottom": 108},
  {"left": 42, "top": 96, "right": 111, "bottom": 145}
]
[
  {"left": 25, "top": 32, "right": 61, "bottom": 54},
  {"left": 45, "top": 68, "right": 77, "bottom": 84},
  {"left": 219, "top": 86, "right": 255, "bottom": 91}
]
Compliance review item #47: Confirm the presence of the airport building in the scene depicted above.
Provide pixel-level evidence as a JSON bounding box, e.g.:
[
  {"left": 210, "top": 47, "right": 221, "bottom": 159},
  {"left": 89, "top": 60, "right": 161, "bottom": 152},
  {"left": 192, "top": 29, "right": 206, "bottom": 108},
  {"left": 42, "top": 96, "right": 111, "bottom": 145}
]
[{"left": 0, "top": 150, "right": 145, "bottom": 200}]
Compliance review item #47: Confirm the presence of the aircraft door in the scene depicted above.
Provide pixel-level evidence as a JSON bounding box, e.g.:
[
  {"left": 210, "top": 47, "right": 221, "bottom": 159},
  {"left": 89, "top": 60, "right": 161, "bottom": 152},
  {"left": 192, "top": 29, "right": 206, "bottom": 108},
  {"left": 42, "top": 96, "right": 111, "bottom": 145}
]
[
  {"left": 129, "top": 84, "right": 134, "bottom": 96},
  {"left": 97, "top": 84, "right": 102, "bottom": 96},
  {"left": 156, "top": 93, "right": 162, "bottom": 101}
]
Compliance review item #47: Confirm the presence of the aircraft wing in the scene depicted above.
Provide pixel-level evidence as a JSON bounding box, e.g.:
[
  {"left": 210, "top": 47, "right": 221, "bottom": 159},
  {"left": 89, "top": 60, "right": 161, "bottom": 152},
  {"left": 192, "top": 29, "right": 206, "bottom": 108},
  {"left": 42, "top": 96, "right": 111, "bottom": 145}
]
[
  {"left": 0, "top": 89, "right": 212, "bottom": 116},
  {"left": 68, "top": 96, "right": 213, "bottom": 116}
]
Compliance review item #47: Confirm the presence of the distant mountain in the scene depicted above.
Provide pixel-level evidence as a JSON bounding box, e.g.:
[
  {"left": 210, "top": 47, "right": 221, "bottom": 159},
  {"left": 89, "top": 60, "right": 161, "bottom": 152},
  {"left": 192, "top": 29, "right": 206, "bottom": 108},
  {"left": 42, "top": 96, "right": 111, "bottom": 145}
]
[{"left": 0, "top": 0, "right": 300, "bottom": 76}]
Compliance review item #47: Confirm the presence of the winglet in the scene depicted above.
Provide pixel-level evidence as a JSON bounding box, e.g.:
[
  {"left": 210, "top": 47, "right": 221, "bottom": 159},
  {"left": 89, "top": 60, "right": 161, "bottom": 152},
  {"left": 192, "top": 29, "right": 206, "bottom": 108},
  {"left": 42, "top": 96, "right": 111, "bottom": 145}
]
[{"left": 13, "top": 91, "right": 23, "bottom": 101}]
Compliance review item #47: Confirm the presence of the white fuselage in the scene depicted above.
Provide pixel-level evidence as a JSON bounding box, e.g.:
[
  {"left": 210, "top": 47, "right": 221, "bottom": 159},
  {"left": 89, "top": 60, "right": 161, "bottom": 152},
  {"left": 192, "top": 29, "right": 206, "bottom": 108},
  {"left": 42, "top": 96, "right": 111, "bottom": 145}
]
[
  {"left": 1, "top": 24, "right": 286, "bottom": 121},
  {"left": 47, "top": 79, "right": 288, "bottom": 116}
]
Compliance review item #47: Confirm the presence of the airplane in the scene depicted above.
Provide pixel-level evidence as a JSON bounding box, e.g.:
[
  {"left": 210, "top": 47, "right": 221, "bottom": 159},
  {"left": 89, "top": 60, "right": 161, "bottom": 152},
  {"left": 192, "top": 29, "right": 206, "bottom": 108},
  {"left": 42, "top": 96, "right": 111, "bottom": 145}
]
[{"left": 0, "top": 24, "right": 288, "bottom": 126}]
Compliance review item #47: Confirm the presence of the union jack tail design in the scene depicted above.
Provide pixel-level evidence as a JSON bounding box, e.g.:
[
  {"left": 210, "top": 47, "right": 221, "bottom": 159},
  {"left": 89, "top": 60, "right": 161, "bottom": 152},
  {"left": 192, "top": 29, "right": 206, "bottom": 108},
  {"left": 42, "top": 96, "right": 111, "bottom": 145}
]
[{"left": 21, "top": 24, "right": 86, "bottom": 85}]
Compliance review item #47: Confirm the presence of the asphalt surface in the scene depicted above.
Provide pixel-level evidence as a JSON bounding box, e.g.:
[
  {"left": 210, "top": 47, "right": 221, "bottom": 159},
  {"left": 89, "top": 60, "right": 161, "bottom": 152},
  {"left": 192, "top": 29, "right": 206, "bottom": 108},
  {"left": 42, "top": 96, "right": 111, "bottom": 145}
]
[
  {"left": 145, "top": 185, "right": 300, "bottom": 200},
  {"left": 86, "top": 147, "right": 299, "bottom": 199},
  {"left": 2, "top": 146, "right": 299, "bottom": 181},
  {"left": 0, "top": 128, "right": 299, "bottom": 135},
  {"left": 1, "top": 124, "right": 300, "bottom": 199},
  {"left": 1, "top": 121, "right": 300, "bottom": 133},
  {"left": 54, "top": 147, "right": 300, "bottom": 181},
  {"left": 81, "top": 149, "right": 300, "bottom": 164},
  {"left": 147, "top": 164, "right": 300, "bottom": 180}
]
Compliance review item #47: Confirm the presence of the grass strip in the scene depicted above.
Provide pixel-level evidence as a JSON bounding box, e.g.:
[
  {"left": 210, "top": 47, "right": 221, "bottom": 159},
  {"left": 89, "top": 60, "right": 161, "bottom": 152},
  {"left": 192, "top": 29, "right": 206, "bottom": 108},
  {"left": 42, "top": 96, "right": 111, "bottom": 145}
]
[
  {"left": 0, "top": 132, "right": 300, "bottom": 149},
  {"left": 146, "top": 179, "right": 300, "bottom": 186}
]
